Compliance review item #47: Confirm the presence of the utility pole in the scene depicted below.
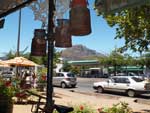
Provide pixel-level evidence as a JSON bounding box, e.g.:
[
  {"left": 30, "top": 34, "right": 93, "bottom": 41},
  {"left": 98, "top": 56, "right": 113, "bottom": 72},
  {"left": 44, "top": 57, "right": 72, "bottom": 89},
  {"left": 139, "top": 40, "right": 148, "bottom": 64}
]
[
  {"left": 17, "top": 9, "right": 21, "bottom": 57},
  {"left": 16, "top": 9, "right": 21, "bottom": 77}
]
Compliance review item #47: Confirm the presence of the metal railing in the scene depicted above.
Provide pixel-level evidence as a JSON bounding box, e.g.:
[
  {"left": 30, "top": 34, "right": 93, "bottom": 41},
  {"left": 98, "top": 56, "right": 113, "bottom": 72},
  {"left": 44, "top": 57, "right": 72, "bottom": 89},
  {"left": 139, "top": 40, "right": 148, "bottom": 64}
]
[{"left": 26, "top": 90, "right": 73, "bottom": 113}]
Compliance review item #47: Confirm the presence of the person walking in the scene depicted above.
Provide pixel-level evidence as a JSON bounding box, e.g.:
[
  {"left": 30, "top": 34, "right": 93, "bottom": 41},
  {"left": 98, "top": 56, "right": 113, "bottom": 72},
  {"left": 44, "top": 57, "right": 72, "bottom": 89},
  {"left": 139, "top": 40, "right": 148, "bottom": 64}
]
[{"left": 31, "top": 71, "right": 37, "bottom": 88}]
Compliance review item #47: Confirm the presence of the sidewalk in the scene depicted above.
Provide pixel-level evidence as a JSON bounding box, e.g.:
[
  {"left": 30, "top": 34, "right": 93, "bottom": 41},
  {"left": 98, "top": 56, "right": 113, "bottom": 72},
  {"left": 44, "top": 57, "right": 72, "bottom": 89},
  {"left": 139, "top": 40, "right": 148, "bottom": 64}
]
[{"left": 13, "top": 88, "right": 150, "bottom": 113}]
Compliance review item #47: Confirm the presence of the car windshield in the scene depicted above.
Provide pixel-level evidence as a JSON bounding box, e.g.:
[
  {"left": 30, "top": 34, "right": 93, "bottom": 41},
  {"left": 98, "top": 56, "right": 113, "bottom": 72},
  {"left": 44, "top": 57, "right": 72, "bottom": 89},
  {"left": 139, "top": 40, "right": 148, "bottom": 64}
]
[
  {"left": 131, "top": 77, "right": 143, "bottom": 82},
  {"left": 67, "top": 73, "right": 75, "bottom": 77}
]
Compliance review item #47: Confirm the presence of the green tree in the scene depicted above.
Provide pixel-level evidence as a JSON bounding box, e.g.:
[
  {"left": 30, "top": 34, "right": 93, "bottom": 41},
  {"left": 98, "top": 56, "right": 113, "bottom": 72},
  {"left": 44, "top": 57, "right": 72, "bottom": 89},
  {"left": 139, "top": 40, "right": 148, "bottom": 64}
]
[
  {"left": 5, "top": 50, "right": 16, "bottom": 59},
  {"left": 29, "top": 56, "right": 44, "bottom": 65},
  {"left": 140, "top": 53, "right": 150, "bottom": 67},
  {"left": 95, "top": 3, "right": 150, "bottom": 53},
  {"left": 62, "top": 61, "right": 72, "bottom": 72},
  {"left": 4, "top": 47, "right": 29, "bottom": 59},
  {"left": 98, "top": 49, "right": 138, "bottom": 75},
  {"left": 70, "top": 66, "right": 81, "bottom": 75}
]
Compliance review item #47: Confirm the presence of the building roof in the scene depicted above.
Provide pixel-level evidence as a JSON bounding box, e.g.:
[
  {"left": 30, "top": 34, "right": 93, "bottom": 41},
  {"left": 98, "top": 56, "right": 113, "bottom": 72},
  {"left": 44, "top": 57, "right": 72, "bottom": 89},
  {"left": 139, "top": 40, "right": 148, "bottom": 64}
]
[
  {"left": 68, "top": 60, "right": 100, "bottom": 66},
  {"left": 108, "top": 66, "right": 144, "bottom": 71}
]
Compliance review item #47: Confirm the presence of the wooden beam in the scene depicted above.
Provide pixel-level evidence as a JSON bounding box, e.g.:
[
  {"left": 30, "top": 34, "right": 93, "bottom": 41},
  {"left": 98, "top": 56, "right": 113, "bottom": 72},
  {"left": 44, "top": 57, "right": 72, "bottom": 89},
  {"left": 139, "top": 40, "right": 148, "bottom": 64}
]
[{"left": 0, "top": 0, "right": 36, "bottom": 18}]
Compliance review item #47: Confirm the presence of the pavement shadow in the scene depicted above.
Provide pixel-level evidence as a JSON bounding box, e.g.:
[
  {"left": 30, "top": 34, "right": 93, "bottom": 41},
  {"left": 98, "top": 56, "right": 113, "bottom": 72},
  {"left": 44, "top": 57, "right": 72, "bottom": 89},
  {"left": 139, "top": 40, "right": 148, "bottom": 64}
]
[
  {"left": 95, "top": 90, "right": 150, "bottom": 99},
  {"left": 141, "top": 109, "right": 150, "bottom": 113}
]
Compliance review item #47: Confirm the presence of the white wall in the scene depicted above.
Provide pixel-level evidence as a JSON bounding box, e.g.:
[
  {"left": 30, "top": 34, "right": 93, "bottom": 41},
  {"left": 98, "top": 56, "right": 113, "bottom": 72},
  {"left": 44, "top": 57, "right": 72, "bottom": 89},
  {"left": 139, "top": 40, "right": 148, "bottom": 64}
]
[{"left": 55, "top": 63, "right": 63, "bottom": 72}]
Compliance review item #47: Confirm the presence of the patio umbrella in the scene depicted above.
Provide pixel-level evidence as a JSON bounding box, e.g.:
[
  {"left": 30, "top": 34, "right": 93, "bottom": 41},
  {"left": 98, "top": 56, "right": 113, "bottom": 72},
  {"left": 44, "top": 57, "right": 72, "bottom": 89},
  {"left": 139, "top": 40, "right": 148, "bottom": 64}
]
[
  {"left": 0, "top": 60, "right": 10, "bottom": 67},
  {"left": 3, "top": 57, "right": 39, "bottom": 67}
]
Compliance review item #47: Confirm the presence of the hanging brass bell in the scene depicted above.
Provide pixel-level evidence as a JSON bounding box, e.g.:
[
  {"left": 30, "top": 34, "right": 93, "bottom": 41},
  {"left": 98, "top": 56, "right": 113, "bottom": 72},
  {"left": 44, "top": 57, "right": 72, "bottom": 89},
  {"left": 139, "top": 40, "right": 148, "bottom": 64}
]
[
  {"left": 70, "top": 0, "right": 91, "bottom": 36},
  {"left": 31, "top": 29, "right": 46, "bottom": 56},
  {"left": 55, "top": 19, "right": 72, "bottom": 48}
]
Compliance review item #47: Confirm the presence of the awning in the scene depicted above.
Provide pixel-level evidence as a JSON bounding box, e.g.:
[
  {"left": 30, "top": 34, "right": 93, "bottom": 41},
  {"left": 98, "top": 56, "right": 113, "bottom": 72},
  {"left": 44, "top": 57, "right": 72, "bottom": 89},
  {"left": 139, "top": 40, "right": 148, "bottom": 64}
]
[
  {"left": 108, "top": 66, "right": 144, "bottom": 71},
  {"left": 68, "top": 60, "right": 100, "bottom": 66}
]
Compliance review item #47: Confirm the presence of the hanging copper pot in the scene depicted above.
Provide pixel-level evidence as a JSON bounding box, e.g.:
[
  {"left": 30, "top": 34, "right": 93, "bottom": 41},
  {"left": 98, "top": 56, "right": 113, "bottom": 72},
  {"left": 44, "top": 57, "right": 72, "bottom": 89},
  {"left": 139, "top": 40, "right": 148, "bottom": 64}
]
[
  {"left": 69, "top": 0, "right": 91, "bottom": 36},
  {"left": 31, "top": 29, "right": 46, "bottom": 56},
  {"left": 71, "top": 0, "right": 87, "bottom": 8},
  {"left": 54, "top": 19, "right": 72, "bottom": 48}
]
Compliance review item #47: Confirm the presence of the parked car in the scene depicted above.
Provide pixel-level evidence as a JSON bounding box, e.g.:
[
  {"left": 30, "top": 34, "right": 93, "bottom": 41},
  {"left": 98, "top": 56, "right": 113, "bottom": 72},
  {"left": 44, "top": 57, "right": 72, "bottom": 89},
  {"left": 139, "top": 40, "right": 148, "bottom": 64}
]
[
  {"left": 128, "top": 72, "right": 145, "bottom": 80},
  {"left": 0, "top": 71, "right": 15, "bottom": 77},
  {"left": 111, "top": 72, "right": 145, "bottom": 80},
  {"left": 53, "top": 72, "right": 77, "bottom": 88},
  {"left": 93, "top": 76, "right": 150, "bottom": 97},
  {"left": 0, "top": 71, "right": 15, "bottom": 81}
]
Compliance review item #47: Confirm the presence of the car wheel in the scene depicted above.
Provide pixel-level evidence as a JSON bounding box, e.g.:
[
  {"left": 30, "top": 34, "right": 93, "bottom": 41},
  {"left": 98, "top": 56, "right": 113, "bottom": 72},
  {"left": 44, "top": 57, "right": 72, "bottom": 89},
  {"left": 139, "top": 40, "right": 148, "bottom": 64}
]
[
  {"left": 61, "top": 82, "right": 66, "bottom": 88},
  {"left": 97, "top": 86, "right": 103, "bottom": 93},
  {"left": 127, "top": 90, "right": 135, "bottom": 97}
]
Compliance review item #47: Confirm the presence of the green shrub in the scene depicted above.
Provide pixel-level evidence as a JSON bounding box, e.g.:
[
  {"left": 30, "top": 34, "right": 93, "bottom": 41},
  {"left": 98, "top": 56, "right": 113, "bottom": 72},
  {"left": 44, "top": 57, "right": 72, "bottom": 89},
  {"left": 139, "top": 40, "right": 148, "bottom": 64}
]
[
  {"left": 71, "top": 104, "right": 96, "bottom": 113},
  {"left": 52, "top": 102, "right": 133, "bottom": 113},
  {"left": 52, "top": 103, "right": 96, "bottom": 113},
  {"left": 100, "top": 102, "right": 133, "bottom": 113}
]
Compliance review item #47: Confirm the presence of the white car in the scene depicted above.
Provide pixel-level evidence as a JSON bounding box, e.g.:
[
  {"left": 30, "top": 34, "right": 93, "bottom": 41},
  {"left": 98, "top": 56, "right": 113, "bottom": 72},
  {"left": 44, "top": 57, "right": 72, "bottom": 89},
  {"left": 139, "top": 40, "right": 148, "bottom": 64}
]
[
  {"left": 93, "top": 76, "right": 150, "bottom": 97},
  {"left": 0, "top": 71, "right": 15, "bottom": 78},
  {"left": 53, "top": 72, "right": 77, "bottom": 88}
]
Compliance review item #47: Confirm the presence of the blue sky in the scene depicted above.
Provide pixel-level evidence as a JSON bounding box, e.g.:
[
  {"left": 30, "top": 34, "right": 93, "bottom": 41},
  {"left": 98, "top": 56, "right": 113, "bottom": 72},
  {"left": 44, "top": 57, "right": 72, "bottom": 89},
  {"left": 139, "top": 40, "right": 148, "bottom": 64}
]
[{"left": 0, "top": 0, "right": 125, "bottom": 57}]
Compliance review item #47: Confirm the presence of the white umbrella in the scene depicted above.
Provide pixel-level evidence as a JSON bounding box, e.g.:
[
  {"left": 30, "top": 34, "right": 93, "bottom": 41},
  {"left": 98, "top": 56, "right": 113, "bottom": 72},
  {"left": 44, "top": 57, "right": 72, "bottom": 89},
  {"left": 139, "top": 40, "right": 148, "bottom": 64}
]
[
  {"left": 0, "top": 60, "right": 10, "bottom": 67},
  {"left": 3, "top": 57, "right": 39, "bottom": 67}
]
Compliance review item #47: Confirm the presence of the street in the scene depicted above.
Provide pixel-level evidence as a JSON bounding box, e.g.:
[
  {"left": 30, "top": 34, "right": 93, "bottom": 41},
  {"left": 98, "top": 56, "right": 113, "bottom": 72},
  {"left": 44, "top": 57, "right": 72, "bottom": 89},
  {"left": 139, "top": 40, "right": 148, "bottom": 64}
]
[
  {"left": 13, "top": 77, "right": 150, "bottom": 113},
  {"left": 52, "top": 77, "right": 150, "bottom": 113},
  {"left": 75, "top": 77, "right": 107, "bottom": 92}
]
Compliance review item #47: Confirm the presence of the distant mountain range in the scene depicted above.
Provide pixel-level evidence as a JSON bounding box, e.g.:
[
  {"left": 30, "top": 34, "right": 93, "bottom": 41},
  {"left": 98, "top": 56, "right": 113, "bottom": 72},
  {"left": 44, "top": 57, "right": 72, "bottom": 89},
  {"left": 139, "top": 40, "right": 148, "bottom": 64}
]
[
  {"left": 0, "top": 56, "right": 7, "bottom": 60},
  {"left": 60, "top": 45, "right": 106, "bottom": 60}
]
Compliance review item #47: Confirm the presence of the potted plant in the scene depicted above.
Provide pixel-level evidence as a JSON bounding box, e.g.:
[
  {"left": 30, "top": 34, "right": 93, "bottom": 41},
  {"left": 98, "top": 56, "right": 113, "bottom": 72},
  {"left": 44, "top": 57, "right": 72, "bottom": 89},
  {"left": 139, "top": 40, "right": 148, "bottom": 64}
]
[
  {"left": 36, "top": 68, "right": 47, "bottom": 91},
  {"left": 98, "top": 102, "right": 133, "bottom": 113},
  {"left": 0, "top": 77, "right": 19, "bottom": 113}
]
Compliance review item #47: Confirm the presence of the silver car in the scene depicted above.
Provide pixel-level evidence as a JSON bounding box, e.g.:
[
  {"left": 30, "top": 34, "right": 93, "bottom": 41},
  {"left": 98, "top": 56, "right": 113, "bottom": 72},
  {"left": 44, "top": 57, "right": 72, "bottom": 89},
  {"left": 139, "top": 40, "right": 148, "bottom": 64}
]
[{"left": 53, "top": 72, "right": 77, "bottom": 88}]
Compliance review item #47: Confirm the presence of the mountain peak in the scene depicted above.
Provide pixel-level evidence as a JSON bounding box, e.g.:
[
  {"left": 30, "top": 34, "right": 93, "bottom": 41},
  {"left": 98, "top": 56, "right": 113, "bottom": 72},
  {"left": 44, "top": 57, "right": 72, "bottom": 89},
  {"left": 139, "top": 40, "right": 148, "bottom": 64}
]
[{"left": 61, "top": 45, "right": 106, "bottom": 60}]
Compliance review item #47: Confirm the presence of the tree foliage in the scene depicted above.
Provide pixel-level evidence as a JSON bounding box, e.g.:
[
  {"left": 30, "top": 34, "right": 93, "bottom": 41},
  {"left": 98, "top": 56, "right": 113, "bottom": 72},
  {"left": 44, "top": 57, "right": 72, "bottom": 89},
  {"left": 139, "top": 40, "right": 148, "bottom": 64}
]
[
  {"left": 97, "top": 50, "right": 150, "bottom": 70},
  {"left": 95, "top": 4, "right": 150, "bottom": 53},
  {"left": 5, "top": 50, "right": 16, "bottom": 59},
  {"left": 62, "top": 61, "right": 72, "bottom": 72},
  {"left": 98, "top": 50, "right": 127, "bottom": 67}
]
